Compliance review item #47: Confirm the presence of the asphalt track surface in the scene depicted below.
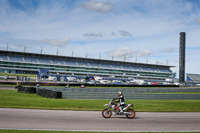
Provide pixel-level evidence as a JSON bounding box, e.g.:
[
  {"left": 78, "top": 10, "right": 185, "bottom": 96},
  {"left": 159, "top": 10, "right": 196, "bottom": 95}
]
[{"left": 0, "top": 108, "right": 200, "bottom": 132}]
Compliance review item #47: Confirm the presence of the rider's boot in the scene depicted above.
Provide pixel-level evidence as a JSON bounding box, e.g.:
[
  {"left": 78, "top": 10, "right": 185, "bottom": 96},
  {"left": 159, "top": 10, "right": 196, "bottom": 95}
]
[
  {"left": 113, "top": 111, "right": 118, "bottom": 116},
  {"left": 119, "top": 106, "right": 123, "bottom": 114}
]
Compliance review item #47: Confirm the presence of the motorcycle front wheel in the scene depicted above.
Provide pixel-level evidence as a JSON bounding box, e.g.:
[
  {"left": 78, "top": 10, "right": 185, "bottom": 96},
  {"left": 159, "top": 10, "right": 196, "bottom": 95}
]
[
  {"left": 102, "top": 108, "right": 112, "bottom": 118},
  {"left": 126, "top": 109, "right": 136, "bottom": 119}
]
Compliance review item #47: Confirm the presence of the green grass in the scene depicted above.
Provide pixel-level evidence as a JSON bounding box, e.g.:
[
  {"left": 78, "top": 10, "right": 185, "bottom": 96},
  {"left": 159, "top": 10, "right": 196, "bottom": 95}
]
[
  {"left": 0, "top": 130, "right": 79, "bottom": 133},
  {"left": 0, "top": 73, "right": 36, "bottom": 77},
  {"left": 0, "top": 130, "right": 199, "bottom": 133},
  {"left": 140, "top": 92, "right": 200, "bottom": 94},
  {"left": 0, "top": 89, "right": 200, "bottom": 112}
]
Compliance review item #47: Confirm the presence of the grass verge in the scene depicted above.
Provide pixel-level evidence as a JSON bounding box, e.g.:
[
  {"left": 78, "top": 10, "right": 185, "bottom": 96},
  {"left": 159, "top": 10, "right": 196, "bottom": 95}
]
[
  {"left": 0, "top": 73, "right": 36, "bottom": 77},
  {"left": 0, "top": 90, "right": 200, "bottom": 112}
]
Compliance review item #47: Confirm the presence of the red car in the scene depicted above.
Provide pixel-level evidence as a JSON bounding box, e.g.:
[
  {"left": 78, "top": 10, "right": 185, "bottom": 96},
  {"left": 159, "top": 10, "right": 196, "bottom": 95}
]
[{"left": 152, "top": 82, "right": 159, "bottom": 85}]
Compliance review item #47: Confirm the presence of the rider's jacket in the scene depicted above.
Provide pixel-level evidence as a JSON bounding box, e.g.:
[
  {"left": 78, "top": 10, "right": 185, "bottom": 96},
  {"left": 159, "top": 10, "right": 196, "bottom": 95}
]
[{"left": 115, "top": 95, "right": 125, "bottom": 106}]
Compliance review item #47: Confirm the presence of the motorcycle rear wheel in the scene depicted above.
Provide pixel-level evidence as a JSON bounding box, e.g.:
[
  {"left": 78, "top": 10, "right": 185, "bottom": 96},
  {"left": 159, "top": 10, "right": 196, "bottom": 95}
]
[
  {"left": 102, "top": 108, "right": 112, "bottom": 118},
  {"left": 126, "top": 109, "right": 136, "bottom": 119}
]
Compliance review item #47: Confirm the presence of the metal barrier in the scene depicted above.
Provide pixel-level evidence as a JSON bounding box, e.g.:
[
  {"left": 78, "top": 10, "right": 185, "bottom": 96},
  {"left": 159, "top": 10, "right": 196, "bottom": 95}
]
[
  {"left": 17, "top": 86, "right": 36, "bottom": 93},
  {"left": 36, "top": 88, "right": 62, "bottom": 99},
  {"left": 36, "top": 87, "right": 200, "bottom": 100}
]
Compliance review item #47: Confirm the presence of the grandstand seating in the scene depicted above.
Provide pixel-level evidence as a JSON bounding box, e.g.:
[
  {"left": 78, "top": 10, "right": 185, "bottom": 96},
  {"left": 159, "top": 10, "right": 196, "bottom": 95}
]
[
  {"left": 159, "top": 68, "right": 168, "bottom": 72},
  {"left": 89, "top": 62, "right": 100, "bottom": 68},
  {"left": 0, "top": 55, "right": 8, "bottom": 61},
  {"left": 9, "top": 56, "right": 23, "bottom": 62},
  {"left": 0, "top": 54, "right": 173, "bottom": 73},
  {"left": 111, "top": 64, "right": 122, "bottom": 69},
  {"left": 131, "top": 66, "right": 141, "bottom": 70},
  {"left": 23, "top": 57, "right": 38, "bottom": 63},
  {"left": 38, "top": 58, "right": 52, "bottom": 64},
  {"left": 141, "top": 67, "right": 151, "bottom": 71},
  {"left": 100, "top": 64, "right": 112, "bottom": 69},
  {"left": 51, "top": 59, "right": 65, "bottom": 65},
  {"left": 65, "top": 60, "right": 77, "bottom": 66},
  {"left": 121, "top": 65, "right": 132, "bottom": 70},
  {"left": 187, "top": 74, "right": 200, "bottom": 82},
  {"left": 76, "top": 61, "right": 90, "bottom": 67},
  {"left": 0, "top": 50, "right": 175, "bottom": 82},
  {"left": 150, "top": 68, "right": 158, "bottom": 72},
  {"left": 166, "top": 69, "right": 172, "bottom": 72}
]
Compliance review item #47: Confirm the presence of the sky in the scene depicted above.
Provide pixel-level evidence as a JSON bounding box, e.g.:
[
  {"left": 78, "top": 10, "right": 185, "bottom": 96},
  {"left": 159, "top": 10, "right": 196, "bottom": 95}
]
[{"left": 0, "top": 0, "right": 200, "bottom": 78}]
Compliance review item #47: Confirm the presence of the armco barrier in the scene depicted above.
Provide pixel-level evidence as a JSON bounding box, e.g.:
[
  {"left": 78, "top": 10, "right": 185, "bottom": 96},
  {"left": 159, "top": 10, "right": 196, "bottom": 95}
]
[
  {"left": 61, "top": 91, "right": 200, "bottom": 100},
  {"left": 37, "top": 88, "right": 62, "bottom": 99},
  {"left": 17, "top": 86, "right": 36, "bottom": 93},
  {"left": 49, "top": 87, "right": 200, "bottom": 93},
  {"left": 36, "top": 87, "right": 200, "bottom": 100}
]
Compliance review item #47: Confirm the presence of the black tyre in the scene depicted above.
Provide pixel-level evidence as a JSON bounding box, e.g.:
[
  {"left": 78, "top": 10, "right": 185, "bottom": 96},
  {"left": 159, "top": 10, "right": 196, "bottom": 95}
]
[
  {"left": 102, "top": 108, "right": 112, "bottom": 118},
  {"left": 126, "top": 109, "right": 136, "bottom": 119}
]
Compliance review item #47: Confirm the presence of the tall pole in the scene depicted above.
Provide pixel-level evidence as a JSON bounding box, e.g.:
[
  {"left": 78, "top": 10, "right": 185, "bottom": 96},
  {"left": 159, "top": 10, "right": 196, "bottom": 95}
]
[
  {"left": 24, "top": 45, "right": 26, "bottom": 52},
  {"left": 7, "top": 43, "right": 8, "bottom": 51},
  {"left": 124, "top": 55, "right": 126, "bottom": 62},
  {"left": 41, "top": 47, "right": 43, "bottom": 54},
  {"left": 179, "top": 32, "right": 186, "bottom": 83},
  {"left": 99, "top": 53, "right": 101, "bottom": 59}
]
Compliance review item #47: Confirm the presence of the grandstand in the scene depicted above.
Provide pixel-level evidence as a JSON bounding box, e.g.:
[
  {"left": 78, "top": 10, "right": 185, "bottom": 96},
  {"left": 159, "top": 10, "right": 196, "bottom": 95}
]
[
  {"left": 0, "top": 50, "right": 176, "bottom": 82},
  {"left": 187, "top": 74, "right": 200, "bottom": 83}
]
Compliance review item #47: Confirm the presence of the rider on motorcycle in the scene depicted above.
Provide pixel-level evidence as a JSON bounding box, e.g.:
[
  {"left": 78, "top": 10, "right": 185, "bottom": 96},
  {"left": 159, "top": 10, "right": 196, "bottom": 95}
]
[{"left": 114, "top": 91, "right": 125, "bottom": 113}]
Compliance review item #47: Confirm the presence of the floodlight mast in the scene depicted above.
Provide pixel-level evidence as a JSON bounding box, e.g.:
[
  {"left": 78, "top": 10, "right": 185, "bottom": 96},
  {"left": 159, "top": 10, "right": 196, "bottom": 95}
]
[{"left": 179, "top": 32, "right": 186, "bottom": 83}]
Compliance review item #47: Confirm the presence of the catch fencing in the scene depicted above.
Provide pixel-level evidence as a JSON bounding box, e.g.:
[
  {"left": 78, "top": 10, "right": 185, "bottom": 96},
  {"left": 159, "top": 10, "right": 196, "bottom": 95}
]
[{"left": 36, "top": 87, "right": 200, "bottom": 100}]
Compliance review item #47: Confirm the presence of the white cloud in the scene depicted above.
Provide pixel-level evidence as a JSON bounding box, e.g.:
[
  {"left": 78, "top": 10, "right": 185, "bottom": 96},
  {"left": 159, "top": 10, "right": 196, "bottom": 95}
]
[
  {"left": 111, "top": 30, "right": 132, "bottom": 37},
  {"left": 111, "top": 31, "right": 118, "bottom": 36},
  {"left": 43, "top": 37, "right": 71, "bottom": 47},
  {"left": 81, "top": 0, "right": 113, "bottom": 12},
  {"left": 118, "top": 30, "right": 132, "bottom": 37},
  {"left": 109, "top": 47, "right": 133, "bottom": 59},
  {"left": 163, "top": 47, "right": 175, "bottom": 53},
  {"left": 83, "top": 33, "right": 103, "bottom": 37},
  {"left": 108, "top": 47, "right": 154, "bottom": 60},
  {"left": 134, "top": 50, "right": 154, "bottom": 57}
]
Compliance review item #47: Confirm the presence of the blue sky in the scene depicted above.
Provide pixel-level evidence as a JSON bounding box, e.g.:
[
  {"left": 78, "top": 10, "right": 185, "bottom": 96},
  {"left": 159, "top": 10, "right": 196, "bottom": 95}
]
[{"left": 0, "top": 0, "right": 200, "bottom": 77}]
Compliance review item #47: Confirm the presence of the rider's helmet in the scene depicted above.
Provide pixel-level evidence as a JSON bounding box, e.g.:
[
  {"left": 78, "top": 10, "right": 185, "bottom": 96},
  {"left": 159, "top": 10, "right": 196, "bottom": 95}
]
[{"left": 117, "top": 91, "right": 122, "bottom": 97}]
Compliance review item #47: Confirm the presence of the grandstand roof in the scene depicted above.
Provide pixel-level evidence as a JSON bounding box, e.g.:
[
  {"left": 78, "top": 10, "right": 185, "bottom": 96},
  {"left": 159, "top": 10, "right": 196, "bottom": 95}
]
[
  {"left": 187, "top": 73, "right": 200, "bottom": 82},
  {"left": 0, "top": 50, "right": 175, "bottom": 68}
]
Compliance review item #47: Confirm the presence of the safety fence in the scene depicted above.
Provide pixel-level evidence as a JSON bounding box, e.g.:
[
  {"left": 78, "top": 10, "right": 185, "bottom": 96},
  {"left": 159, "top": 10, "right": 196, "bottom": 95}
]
[
  {"left": 36, "top": 87, "right": 200, "bottom": 100},
  {"left": 17, "top": 86, "right": 36, "bottom": 93},
  {"left": 37, "top": 88, "right": 62, "bottom": 99},
  {"left": 17, "top": 86, "right": 62, "bottom": 99}
]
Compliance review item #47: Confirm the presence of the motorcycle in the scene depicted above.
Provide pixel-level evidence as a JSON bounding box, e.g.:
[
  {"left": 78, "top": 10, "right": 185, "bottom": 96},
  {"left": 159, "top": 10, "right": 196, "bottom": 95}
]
[{"left": 102, "top": 99, "right": 136, "bottom": 119}]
